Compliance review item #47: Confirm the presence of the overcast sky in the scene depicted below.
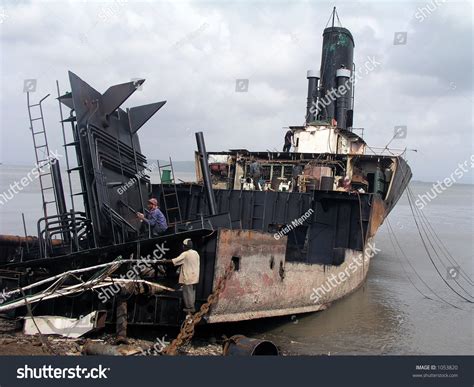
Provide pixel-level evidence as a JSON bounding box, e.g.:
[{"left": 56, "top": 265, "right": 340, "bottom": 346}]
[{"left": 0, "top": 0, "right": 472, "bottom": 183}]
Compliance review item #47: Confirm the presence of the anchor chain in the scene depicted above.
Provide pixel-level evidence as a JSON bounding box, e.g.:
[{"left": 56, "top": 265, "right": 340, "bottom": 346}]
[{"left": 162, "top": 261, "right": 235, "bottom": 355}]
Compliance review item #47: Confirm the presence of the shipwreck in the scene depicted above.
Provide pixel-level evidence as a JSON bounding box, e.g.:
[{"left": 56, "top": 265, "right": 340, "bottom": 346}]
[{"left": 0, "top": 9, "right": 412, "bottom": 333}]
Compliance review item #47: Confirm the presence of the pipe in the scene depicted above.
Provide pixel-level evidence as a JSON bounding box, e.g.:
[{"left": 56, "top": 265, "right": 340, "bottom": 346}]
[
  {"left": 51, "top": 159, "right": 70, "bottom": 243},
  {"left": 223, "top": 335, "right": 279, "bottom": 356},
  {"left": 305, "top": 70, "right": 320, "bottom": 124},
  {"left": 82, "top": 342, "right": 123, "bottom": 356},
  {"left": 195, "top": 132, "right": 217, "bottom": 215},
  {"left": 335, "top": 68, "right": 351, "bottom": 129},
  {"left": 0, "top": 234, "right": 63, "bottom": 246},
  {"left": 0, "top": 259, "right": 173, "bottom": 303}
]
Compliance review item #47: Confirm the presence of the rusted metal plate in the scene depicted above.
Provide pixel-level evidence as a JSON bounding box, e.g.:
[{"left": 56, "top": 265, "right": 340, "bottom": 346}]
[
  {"left": 207, "top": 229, "right": 374, "bottom": 323},
  {"left": 368, "top": 196, "right": 386, "bottom": 238}
]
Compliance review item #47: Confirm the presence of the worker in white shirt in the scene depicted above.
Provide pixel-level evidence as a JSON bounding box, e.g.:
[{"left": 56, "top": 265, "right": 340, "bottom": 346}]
[{"left": 164, "top": 238, "right": 200, "bottom": 314}]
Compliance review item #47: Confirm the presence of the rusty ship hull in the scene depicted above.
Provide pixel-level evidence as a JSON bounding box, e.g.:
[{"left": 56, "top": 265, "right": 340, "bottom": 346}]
[{"left": 153, "top": 151, "right": 410, "bottom": 323}]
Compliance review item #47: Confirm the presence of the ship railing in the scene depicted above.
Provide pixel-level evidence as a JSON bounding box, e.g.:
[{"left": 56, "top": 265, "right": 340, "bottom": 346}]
[
  {"left": 102, "top": 203, "right": 140, "bottom": 244},
  {"left": 350, "top": 127, "right": 364, "bottom": 138},
  {"left": 364, "top": 146, "right": 408, "bottom": 157},
  {"left": 37, "top": 211, "right": 92, "bottom": 258}
]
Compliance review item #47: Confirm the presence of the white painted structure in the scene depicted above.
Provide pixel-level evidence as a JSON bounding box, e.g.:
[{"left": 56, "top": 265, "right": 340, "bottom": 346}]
[{"left": 293, "top": 124, "right": 366, "bottom": 155}]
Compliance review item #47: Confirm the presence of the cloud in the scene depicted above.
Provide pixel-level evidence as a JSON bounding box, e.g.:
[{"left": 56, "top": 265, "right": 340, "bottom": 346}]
[{"left": 0, "top": 0, "right": 472, "bottom": 184}]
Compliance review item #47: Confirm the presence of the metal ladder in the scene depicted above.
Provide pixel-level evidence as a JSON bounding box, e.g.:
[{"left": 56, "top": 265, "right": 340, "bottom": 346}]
[
  {"left": 26, "top": 92, "right": 58, "bottom": 225},
  {"left": 157, "top": 157, "right": 182, "bottom": 225},
  {"left": 56, "top": 81, "right": 83, "bottom": 212}
]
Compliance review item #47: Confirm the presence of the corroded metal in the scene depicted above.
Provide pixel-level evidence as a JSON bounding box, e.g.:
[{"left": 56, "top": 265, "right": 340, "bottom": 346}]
[
  {"left": 207, "top": 229, "right": 375, "bottom": 323},
  {"left": 223, "top": 335, "right": 279, "bottom": 356}
]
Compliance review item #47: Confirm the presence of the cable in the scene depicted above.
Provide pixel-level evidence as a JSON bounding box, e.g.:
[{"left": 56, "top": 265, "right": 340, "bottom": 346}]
[
  {"left": 395, "top": 156, "right": 472, "bottom": 302},
  {"left": 406, "top": 189, "right": 473, "bottom": 303},
  {"left": 407, "top": 186, "right": 473, "bottom": 299},
  {"left": 409, "top": 187, "right": 473, "bottom": 286},
  {"left": 386, "top": 219, "right": 463, "bottom": 310},
  {"left": 20, "top": 288, "right": 56, "bottom": 355}
]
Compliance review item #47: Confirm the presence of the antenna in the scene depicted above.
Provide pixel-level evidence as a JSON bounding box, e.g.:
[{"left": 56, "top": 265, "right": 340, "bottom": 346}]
[{"left": 326, "top": 7, "right": 342, "bottom": 28}]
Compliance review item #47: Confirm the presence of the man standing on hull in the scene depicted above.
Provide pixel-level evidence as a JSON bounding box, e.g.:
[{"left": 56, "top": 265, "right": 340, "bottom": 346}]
[{"left": 165, "top": 239, "right": 200, "bottom": 314}]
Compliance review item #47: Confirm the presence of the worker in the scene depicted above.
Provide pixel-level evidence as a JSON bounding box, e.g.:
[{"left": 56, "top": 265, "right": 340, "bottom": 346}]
[
  {"left": 291, "top": 164, "right": 303, "bottom": 192},
  {"left": 164, "top": 239, "right": 200, "bottom": 314},
  {"left": 249, "top": 158, "right": 262, "bottom": 190},
  {"left": 136, "top": 198, "right": 168, "bottom": 236},
  {"left": 242, "top": 177, "right": 254, "bottom": 190},
  {"left": 283, "top": 130, "right": 294, "bottom": 152},
  {"left": 336, "top": 176, "right": 352, "bottom": 192}
]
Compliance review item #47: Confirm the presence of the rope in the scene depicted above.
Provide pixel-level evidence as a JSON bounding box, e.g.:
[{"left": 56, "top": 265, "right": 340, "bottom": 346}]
[
  {"left": 406, "top": 186, "right": 472, "bottom": 298},
  {"left": 406, "top": 186, "right": 472, "bottom": 299},
  {"left": 407, "top": 186, "right": 473, "bottom": 287},
  {"left": 386, "top": 219, "right": 463, "bottom": 310},
  {"left": 406, "top": 189, "right": 473, "bottom": 303}
]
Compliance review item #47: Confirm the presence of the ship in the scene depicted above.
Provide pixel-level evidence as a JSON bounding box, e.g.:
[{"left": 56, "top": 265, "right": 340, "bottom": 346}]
[{"left": 0, "top": 9, "right": 411, "bottom": 328}]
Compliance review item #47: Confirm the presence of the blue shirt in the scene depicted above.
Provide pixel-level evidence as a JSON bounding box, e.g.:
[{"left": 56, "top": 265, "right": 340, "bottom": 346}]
[{"left": 145, "top": 208, "right": 168, "bottom": 235}]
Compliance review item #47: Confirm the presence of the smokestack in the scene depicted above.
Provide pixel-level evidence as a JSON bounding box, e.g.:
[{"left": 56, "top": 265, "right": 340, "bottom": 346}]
[
  {"left": 306, "top": 70, "right": 320, "bottom": 124},
  {"left": 319, "top": 23, "right": 354, "bottom": 124},
  {"left": 335, "top": 68, "right": 351, "bottom": 129}
]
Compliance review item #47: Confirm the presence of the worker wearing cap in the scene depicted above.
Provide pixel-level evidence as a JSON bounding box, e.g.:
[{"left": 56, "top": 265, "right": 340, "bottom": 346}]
[
  {"left": 164, "top": 239, "right": 200, "bottom": 314},
  {"left": 136, "top": 198, "right": 168, "bottom": 236}
]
